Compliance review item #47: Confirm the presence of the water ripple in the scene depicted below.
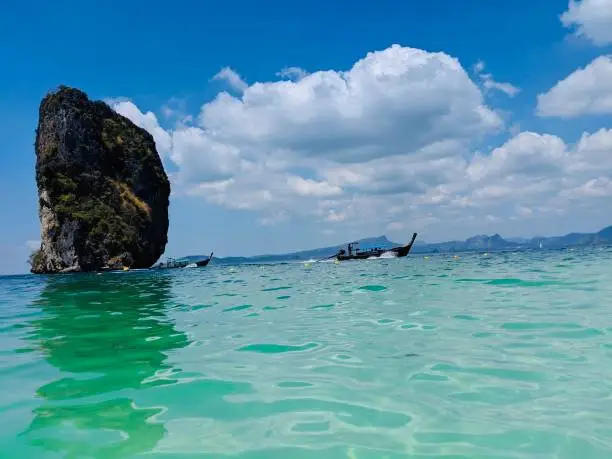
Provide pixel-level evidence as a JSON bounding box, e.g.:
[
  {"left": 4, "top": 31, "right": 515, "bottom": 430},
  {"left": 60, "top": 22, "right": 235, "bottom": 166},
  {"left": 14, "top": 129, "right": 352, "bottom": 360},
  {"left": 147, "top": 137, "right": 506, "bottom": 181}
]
[{"left": 1, "top": 248, "right": 612, "bottom": 457}]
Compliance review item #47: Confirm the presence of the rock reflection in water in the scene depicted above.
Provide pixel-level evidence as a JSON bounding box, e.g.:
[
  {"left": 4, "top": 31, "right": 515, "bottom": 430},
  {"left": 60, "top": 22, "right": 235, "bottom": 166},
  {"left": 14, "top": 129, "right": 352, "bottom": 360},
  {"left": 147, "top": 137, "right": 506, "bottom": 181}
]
[{"left": 20, "top": 272, "right": 189, "bottom": 458}]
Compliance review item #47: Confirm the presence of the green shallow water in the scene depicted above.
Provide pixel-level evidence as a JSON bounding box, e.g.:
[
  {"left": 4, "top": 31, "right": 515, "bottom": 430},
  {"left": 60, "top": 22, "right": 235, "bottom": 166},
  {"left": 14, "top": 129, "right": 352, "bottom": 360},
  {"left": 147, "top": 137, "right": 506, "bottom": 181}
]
[{"left": 1, "top": 248, "right": 612, "bottom": 458}]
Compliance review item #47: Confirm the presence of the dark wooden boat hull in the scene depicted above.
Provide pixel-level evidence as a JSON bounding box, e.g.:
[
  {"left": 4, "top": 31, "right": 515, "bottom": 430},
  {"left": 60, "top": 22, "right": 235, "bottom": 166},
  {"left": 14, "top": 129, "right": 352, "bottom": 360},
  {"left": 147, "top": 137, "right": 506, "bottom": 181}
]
[
  {"left": 195, "top": 252, "right": 214, "bottom": 268},
  {"left": 153, "top": 260, "right": 189, "bottom": 269},
  {"left": 337, "top": 250, "right": 385, "bottom": 261}
]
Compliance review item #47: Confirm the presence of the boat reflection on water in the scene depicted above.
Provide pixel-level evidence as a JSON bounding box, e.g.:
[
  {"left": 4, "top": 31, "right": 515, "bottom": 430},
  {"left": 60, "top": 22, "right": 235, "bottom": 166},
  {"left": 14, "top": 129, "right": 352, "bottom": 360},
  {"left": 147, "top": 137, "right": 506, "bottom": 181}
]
[{"left": 21, "top": 272, "right": 189, "bottom": 457}]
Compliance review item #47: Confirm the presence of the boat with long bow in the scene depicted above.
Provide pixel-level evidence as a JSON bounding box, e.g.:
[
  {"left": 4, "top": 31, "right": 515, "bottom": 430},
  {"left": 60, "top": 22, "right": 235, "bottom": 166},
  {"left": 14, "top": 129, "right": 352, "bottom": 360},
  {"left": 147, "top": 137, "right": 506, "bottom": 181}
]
[
  {"left": 333, "top": 233, "right": 417, "bottom": 261},
  {"left": 153, "top": 252, "right": 214, "bottom": 270}
]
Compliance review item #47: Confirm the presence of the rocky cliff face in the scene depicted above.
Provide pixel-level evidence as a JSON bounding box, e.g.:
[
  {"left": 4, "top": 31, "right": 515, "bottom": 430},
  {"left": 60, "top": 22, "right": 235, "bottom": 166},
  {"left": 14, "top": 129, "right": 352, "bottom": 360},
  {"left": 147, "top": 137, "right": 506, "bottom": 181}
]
[{"left": 31, "top": 86, "right": 170, "bottom": 273}]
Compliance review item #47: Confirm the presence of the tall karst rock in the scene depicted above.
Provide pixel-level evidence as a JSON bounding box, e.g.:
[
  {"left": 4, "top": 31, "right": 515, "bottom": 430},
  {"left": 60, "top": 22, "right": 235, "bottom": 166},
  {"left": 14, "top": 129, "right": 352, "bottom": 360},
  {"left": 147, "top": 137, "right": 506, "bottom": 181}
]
[{"left": 31, "top": 86, "right": 170, "bottom": 273}]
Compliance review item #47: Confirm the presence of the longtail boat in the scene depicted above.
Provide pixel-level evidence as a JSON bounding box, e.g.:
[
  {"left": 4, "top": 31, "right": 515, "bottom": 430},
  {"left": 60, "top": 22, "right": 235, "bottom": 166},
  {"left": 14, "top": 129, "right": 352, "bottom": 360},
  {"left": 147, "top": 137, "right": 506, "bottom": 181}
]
[
  {"left": 195, "top": 252, "right": 214, "bottom": 267},
  {"left": 154, "top": 252, "right": 214, "bottom": 270},
  {"left": 334, "top": 233, "right": 417, "bottom": 261}
]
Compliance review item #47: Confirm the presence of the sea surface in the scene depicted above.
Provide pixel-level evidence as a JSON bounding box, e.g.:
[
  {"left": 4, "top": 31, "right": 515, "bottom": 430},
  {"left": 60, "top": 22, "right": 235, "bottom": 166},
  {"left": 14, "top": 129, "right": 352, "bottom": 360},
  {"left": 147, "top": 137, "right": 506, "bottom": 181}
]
[{"left": 1, "top": 248, "right": 612, "bottom": 458}]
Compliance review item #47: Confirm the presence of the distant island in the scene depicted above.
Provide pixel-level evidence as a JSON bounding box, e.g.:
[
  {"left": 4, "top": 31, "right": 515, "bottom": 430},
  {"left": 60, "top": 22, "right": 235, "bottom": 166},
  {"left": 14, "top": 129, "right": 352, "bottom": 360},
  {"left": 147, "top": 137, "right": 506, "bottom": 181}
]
[{"left": 182, "top": 225, "right": 612, "bottom": 265}]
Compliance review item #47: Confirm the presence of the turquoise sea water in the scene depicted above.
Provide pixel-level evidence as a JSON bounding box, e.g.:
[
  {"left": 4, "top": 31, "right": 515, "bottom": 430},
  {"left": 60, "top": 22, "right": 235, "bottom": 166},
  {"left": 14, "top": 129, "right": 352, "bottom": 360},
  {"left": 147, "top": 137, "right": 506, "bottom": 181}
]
[{"left": 1, "top": 248, "right": 612, "bottom": 458}]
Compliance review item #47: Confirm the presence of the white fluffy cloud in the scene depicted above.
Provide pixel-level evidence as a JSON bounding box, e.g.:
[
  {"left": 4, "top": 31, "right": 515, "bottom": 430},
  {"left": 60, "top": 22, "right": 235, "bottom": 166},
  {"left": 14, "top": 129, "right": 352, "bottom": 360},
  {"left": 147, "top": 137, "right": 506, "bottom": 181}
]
[
  {"left": 537, "top": 55, "right": 612, "bottom": 118},
  {"left": 317, "top": 128, "right": 612, "bottom": 231},
  {"left": 111, "top": 100, "right": 173, "bottom": 157},
  {"left": 463, "top": 129, "right": 612, "bottom": 212},
  {"left": 276, "top": 66, "right": 308, "bottom": 80},
  {"left": 564, "top": 176, "right": 612, "bottom": 197},
  {"left": 561, "top": 0, "right": 612, "bottom": 46},
  {"left": 212, "top": 67, "right": 248, "bottom": 92},
  {"left": 287, "top": 176, "right": 342, "bottom": 197},
  {"left": 467, "top": 133, "right": 569, "bottom": 182},
  {"left": 110, "top": 44, "right": 612, "bottom": 239},
  {"left": 170, "top": 127, "right": 241, "bottom": 182},
  {"left": 473, "top": 60, "right": 520, "bottom": 97},
  {"left": 198, "top": 45, "right": 502, "bottom": 164}
]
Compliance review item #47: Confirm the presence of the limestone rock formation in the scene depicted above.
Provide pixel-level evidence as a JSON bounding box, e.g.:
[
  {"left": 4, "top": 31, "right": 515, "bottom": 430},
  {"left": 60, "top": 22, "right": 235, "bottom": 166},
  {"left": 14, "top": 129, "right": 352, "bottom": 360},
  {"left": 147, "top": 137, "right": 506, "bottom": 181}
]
[{"left": 31, "top": 86, "right": 170, "bottom": 273}]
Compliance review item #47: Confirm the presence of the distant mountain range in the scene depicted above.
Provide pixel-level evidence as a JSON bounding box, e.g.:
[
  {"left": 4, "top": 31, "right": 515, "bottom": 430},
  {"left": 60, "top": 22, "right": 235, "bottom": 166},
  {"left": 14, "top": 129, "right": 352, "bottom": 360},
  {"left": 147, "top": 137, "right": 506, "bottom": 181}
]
[
  {"left": 183, "top": 225, "right": 612, "bottom": 264},
  {"left": 410, "top": 224, "right": 612, "bottom": 253}
]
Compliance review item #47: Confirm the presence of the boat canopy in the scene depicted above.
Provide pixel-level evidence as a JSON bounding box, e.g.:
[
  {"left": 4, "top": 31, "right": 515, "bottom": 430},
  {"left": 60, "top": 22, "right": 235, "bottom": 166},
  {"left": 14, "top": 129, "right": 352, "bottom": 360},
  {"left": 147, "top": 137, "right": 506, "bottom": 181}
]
[{"left": 353, "top": 242, "right": 393, "bottom": 251}]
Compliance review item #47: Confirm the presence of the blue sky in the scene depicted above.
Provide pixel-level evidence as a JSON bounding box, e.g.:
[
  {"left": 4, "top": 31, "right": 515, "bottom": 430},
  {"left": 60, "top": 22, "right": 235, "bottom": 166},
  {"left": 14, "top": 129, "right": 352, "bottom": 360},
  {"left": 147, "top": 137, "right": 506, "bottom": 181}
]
[{"left": 1, "top": 0, "right": 612, "bottom": 274}]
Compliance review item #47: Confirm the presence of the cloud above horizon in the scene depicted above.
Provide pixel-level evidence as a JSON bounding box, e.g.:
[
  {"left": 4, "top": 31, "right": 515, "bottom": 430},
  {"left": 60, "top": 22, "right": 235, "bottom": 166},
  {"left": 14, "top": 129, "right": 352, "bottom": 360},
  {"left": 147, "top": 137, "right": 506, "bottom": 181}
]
[
  {"left": 198, "top": 45, "right": 502, "bottom": 164},
  {"left": 473, "top": 60, "right": 520, "bottom": 98},
  {"left": 212, "top": 67, "right": 248, "bottom": 92},
  {"left": 111, "top": 44, "right": 612, "bottom": 239},
  {"left": 561, "top": 0, "right": 612, "bottom": 46},
  {"left": 537, "top": 55, "right": 612, "bottom": 118}
]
